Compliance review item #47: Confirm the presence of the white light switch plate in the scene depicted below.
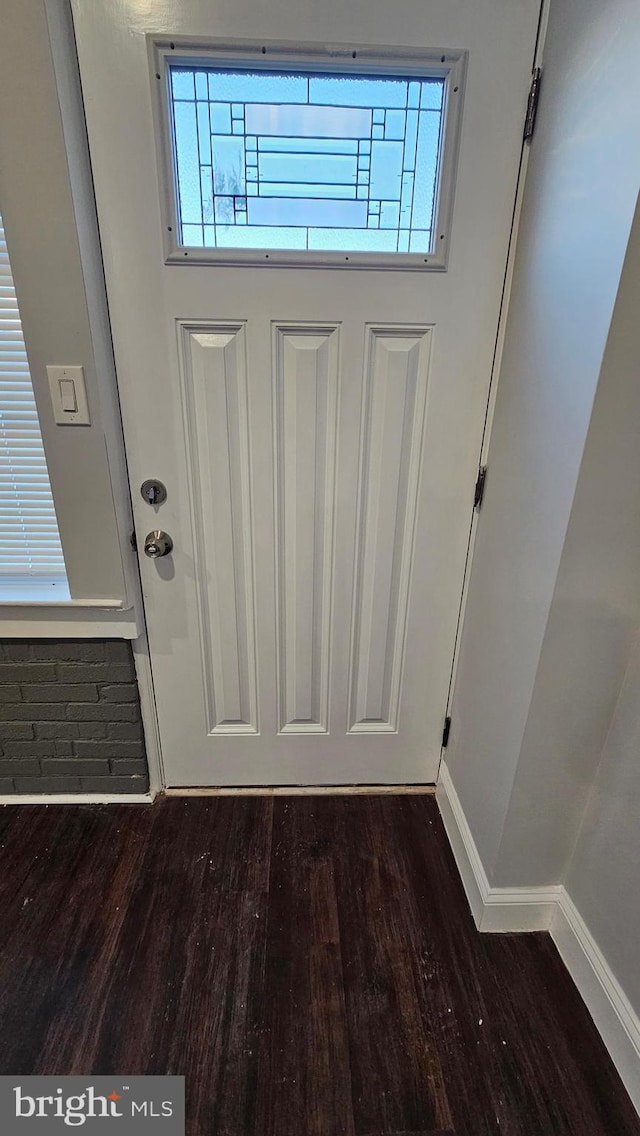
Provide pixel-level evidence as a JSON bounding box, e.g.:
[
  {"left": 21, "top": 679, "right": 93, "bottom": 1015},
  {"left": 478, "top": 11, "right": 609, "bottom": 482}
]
[{"left": 47, "top": 365, "right": 91, "bottom": 425}]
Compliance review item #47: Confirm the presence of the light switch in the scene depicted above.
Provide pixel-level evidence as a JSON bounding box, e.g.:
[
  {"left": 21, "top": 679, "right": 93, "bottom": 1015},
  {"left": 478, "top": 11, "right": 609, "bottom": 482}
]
[
  {"left": 47, "top": 365, "right": 91, "bottom": 425},
  {"left": 59, "top": 379, "right": 77, "bottom": 413}
]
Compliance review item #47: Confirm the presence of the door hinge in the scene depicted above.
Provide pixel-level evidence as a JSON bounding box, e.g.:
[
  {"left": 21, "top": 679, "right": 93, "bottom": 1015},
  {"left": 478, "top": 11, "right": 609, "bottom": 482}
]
[
  {"left": 130, "top": 529, "right": 137, "bottom": 551},
  {"left": 474, "top": 465, "right": 487, "bottom": 511},
  {"left": 442, "top": 715, "right": 452, "bottom": 748},
  {"left": 524, "top": 67, "right": 542, "bottom": 141}
]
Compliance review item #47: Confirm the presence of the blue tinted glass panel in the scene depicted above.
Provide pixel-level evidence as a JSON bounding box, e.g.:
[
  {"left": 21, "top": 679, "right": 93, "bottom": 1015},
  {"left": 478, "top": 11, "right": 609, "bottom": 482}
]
[
  {"left": 173, "top": 101, "right": 202, "bottom": 224},
  {"left": 385, "top": 110, "right": 406, "bottom": 140},
  {"left": 260, "top": 182, "right": 357, "bottom": 199},
  {"left": 200, "top": 167, "right": 213, "bottom": 222},
  {"left": 412, "top": 111, "right": 441, "bottom": 232},
  {"left": 207, "top": 71, "right": 308, "bottom": 103},
  {"left": 380, "top": 201, "right": 400, "bottom": 229},
  {"left": 183, "top": 223, "right": 203, "bottom": 243},
  {"left": 172, "top": 70, "right": 194, "bottom": 100},
  {"left": 420, "top": 81, "right": 444, "bottom": 110},
  {"left": 248, "top": 197, "right": 367, "bottom": 228},
  {"left": 216, "top": 225, "right": 307, "bottom": 249},
  {"left": 214, "top": 196, "right": 235, "bottom": 223},
  {"left": 260, "top": 137, "right": 358, "bottom": 154},
  {"left": 404, "top": 110, "right": 419, "bottom": 171},
  {"left": 369, "top": 140, "right": 403, "bottom": 200},
  {"left": 308, "top": 228, "right": 398, "bottom": 251},
  {"left": 210, "top": 103, "right": 231, "bottom": 134},
  {"left": 258, "top": 152, "right": 357, "bottom": 185},
  {"left": 169, "top": 65, "right": 445, "bottom": 254},
  {"left": 309, "top": 76, "right": 407, "bottom": 108},
  {"left": 400, "top": 171, "right": 414, "bottom": 228},
  {"left": 410, "top": 229, "right": 431, "bottom": 251},
  {"left": 197, "top": 103, "right": 212, "bottom": 164},
  {"left": 245, "top": 104, "right": 371, "bottom": 138},
  {"left": 212, "top": 135, "right": 245, "bottom": 195}
]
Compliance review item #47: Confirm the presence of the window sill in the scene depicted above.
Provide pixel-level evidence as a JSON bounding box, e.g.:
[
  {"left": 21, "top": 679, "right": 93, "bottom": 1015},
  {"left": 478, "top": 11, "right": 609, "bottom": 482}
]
[{"left": 0, "top": 600, "right": 139, "bottom": 639}]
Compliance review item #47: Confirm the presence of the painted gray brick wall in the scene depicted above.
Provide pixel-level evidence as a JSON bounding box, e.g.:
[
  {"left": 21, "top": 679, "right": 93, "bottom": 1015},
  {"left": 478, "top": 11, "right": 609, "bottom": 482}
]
[{"left": 0, "top": 640, "right": 149, "bottom": 794}]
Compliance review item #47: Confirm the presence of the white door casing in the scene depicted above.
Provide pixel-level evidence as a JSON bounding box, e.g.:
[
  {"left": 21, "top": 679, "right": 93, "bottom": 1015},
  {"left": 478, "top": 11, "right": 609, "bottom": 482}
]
[{"left": 71, "top": 0, "right": 541, "bottom": 786}]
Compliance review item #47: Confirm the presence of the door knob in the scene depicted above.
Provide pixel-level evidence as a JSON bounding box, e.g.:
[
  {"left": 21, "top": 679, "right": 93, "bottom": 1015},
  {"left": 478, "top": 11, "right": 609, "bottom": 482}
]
[{"left": 143, "top": 530, "right": 173, "bottom": 558}]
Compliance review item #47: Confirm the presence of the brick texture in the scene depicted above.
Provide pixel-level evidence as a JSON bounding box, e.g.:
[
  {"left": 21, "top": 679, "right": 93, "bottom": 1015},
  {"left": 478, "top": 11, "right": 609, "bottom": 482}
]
[{"left": 0, "top": 641, "right": 149, "bottom": 795}]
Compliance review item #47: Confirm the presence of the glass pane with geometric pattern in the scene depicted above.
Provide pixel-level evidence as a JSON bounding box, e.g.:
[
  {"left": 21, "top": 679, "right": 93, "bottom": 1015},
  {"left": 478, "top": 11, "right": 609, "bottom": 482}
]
[{"left": 169, "top": 67, "right": 445, "bottom": 254}]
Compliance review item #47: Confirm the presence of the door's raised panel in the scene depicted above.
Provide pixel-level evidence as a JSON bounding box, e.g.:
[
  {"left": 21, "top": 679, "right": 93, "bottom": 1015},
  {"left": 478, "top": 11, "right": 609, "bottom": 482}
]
[
  {"left": 180, "top": 323, "right": 258, "bottom": 734},
  {"left": 273, "top": 324, "right": 340, "bottom": 733},
  {"left": 349, "top": 326, "right": 433, "bottom": 733}
]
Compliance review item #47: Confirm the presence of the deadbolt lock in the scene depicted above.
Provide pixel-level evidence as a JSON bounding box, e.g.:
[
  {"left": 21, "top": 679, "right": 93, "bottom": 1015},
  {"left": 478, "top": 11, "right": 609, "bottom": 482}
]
[{"left": 140, "top": 479, "right": 167, "bottom": 506}]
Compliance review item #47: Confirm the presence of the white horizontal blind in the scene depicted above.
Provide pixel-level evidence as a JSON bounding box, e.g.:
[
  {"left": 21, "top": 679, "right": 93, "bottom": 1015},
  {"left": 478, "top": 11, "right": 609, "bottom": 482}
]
[{"left": 0, "top": 214, "right": 67, "bottom": 583}]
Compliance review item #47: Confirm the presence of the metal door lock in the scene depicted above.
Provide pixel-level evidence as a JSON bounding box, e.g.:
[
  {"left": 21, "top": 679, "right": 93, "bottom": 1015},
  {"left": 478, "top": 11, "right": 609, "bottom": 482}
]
[
  {"left": 140, "top": 479, "right": 167, "bottom": 506},
  {"left": 143, "top": 530, "right": 173, "bottom": 558}
]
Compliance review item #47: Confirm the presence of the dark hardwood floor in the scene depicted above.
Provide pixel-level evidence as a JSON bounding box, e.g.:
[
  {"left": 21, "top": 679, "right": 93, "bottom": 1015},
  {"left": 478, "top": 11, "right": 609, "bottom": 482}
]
[{"left": 0, "top": 794, "right": 637, "bottom": 1135}]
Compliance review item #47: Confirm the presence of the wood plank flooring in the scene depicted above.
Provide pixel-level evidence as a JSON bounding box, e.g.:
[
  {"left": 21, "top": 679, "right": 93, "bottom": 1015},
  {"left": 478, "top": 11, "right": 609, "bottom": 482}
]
[{"left": 0, "top": 795, "right": 637, "bottom": 1135}]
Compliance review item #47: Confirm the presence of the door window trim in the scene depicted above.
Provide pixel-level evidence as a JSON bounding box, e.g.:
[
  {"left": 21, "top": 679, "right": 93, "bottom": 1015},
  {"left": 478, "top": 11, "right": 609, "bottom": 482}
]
[{"left": 149, "top": 37, "right": 467, "bottom": 270}]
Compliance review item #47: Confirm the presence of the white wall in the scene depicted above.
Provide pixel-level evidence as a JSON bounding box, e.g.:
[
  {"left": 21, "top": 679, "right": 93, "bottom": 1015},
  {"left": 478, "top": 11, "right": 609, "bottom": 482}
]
[
  {"left": 445, "top": 0, "right": 640, "bottom": 880},
  {"left": 0, "top": 0, "right": 137, "bottom": 611},
  {"left": 566, "top": 633, "right": 640, "bottom": 1014},
  {"left": 493, "top": 194, "right": 640, "bottom": 884}
]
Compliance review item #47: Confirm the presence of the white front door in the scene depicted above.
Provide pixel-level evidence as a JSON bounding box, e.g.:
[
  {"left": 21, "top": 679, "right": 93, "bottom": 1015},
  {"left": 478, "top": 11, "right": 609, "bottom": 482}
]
[{"left": 72, "top": 0, "right": 540, "bottom": 786}]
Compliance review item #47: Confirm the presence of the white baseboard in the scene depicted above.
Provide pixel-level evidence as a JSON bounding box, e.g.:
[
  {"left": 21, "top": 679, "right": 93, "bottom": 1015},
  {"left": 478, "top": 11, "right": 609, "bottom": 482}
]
[
  {"left": 436, "top": 763, "right": 561, "bottom": 931},
  {"left": 0, "top": 792, "right": 155, "bottom": 805},
  {"left": 552, "top": 892, "right": 640, "bottom": 1114},
  {"left": 437, "top": 761, "right": 640, "bottom": 1115}
]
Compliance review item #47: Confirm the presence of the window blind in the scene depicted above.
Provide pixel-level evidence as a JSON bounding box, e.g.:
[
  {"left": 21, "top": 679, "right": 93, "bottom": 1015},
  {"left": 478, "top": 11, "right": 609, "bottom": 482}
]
[{"left": 0, "top": 214, "right": 67, "bottom": 588}]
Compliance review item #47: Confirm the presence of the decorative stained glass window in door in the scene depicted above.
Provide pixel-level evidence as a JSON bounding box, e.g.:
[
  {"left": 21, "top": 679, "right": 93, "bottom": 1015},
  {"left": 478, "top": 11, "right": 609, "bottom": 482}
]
[{"left": 169, "top": 68, "right": 445, "bottom": 253}]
